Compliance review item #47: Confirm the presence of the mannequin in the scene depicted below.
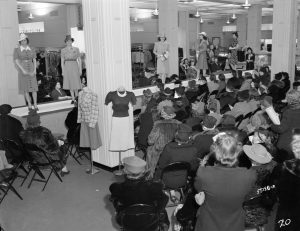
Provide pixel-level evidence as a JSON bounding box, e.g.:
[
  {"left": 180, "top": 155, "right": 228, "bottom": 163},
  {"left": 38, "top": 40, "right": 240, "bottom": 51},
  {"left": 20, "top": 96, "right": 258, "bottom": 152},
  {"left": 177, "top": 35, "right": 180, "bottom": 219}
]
[
  {"left": 105, "top": 86, "right": 137, "bottom": 175},
  {"left": 78, "top": 86, "right": 102, "bottom": 174}
]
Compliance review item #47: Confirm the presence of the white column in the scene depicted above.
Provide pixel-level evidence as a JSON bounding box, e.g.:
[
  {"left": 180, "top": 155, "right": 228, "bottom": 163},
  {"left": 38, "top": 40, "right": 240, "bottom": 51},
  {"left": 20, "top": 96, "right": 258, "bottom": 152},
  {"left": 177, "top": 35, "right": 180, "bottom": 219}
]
[
  {"left": 179, "top": 11, "right": 190, "bottom": 59},
  {"left": 82, "top": 0, "right": 134, "bottom": 167},
  {"left": 158, "top": 0, "right": 178, "bottom": 75},
  {"left": 236, "top": 14, "right": 247, "bottom": 48},
  {"left": 247, "top": 5, "right": 262, "bottom": 53},
  {"left": 0, "top": 0, "right": 24, "bottom": 107},
  {"left": 271, "top": 0, "right": 297, "bottom": 82},
  {"left": 66, "top": 4, "right": 79, "bottom": 34}
]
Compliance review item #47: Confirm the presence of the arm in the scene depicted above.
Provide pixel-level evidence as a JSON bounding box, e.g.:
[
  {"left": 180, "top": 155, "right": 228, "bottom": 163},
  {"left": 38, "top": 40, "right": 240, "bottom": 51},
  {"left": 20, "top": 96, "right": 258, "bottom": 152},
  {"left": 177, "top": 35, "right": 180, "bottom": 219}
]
[
  {"left": 271, "top": 110, "right": 289, "bottom": 133},
  {"left": 153, "top": 43, "right": 158, "bottom": 56},
  {"left": 76, "top": 49, "right": 82, "bottom": 75},
  {"left": 15, "top": 59, "right": 28, "bottom": 75},
  {"left": 148, "top": 123, "right": 160, "bottom": 145},
  {"left": 61, "top": 49, "right": 65, "bottom": 76},
  {"left": 31, "top": 58, "right": 37, "bottom": 77}
]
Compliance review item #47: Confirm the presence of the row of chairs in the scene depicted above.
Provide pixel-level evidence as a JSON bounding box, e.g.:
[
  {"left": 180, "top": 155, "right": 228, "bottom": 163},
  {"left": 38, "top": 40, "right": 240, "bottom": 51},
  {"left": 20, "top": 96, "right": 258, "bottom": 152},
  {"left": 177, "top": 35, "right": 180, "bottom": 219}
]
[{"left": 0, "top": 135, "right": 89, "bottom": 204}]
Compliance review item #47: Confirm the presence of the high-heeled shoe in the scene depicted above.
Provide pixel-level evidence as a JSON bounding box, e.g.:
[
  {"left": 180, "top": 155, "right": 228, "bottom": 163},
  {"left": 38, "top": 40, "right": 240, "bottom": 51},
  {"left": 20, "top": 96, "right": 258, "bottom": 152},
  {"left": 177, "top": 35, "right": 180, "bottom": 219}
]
[{"left": 60, "top": 170, "right": 70, "bottom": 177}]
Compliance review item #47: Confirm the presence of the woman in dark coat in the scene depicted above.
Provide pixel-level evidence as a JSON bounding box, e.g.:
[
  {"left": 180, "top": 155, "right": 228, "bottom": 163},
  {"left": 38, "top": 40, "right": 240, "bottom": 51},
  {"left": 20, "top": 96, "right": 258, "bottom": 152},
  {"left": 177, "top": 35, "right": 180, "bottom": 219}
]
[
  {"left": 273, "top": 130, "right": 300, "bottom": 231},
  {"left": 245, "top": 47, "right": 255, "bottom": 70},
  {"left": 271, "top": 90, "right": 300, "bottom": 160},
  {"left": 194, "top": 133, "right": 256, "bottom": 231}
]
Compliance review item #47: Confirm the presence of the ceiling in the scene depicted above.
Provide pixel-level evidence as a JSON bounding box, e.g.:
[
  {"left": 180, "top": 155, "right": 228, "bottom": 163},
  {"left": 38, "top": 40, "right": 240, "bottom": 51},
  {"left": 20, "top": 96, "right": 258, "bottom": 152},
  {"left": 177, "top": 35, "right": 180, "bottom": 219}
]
[{"left": 16, "top": 0, "right": 300, "bottom": 20}]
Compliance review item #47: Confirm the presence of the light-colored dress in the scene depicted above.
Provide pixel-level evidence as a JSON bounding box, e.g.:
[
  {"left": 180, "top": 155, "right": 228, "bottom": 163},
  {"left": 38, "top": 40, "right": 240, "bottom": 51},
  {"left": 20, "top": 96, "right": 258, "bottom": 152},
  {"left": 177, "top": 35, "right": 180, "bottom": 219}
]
[
  {"left": 13, "top": 46, "right": 38, "bottom": 94},
  {"left": 153, "top": 41, "right": 169, "bottom": 75},
  {"left": 196, "top": 40, "right": 208, "bottom": 70},
  {"left": 61, "top": 46, "right": 81, "bottom": 90}
]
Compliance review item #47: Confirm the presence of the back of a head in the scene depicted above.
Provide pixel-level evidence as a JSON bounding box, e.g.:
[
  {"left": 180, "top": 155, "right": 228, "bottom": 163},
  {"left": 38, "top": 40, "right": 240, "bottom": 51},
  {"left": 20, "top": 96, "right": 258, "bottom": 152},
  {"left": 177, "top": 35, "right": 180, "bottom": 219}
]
[
  {"left": 210, "top": 74, "right": 217, "bottom": 83},
  {"left": 26, "top": 110, "right": 41, "bottom": 128},
  {"left": 274, "top": 72, "right": 282, "bottom": 81},
  {"left": 218, "top": 73, "right": 225, "bottom": 82},
  {"left": 211, "top": 133, "right": 241, "bottom": 167}
]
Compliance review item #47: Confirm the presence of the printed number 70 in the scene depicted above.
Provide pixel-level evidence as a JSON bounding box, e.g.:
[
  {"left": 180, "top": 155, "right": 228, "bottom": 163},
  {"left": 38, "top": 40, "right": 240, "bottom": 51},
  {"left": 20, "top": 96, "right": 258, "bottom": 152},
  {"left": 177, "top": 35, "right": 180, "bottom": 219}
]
[{"left": 278, "top": 219, "right": 291, "bottom": 228}]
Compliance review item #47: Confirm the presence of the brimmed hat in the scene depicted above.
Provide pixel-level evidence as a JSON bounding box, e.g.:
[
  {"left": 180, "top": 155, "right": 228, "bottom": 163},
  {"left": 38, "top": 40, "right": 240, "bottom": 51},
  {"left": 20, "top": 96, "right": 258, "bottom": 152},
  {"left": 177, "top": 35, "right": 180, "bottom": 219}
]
[
  {"left": 163, "top": 87, "right": 172, "bottom": 96},
  {"left": 221, "top": 114, "right": 236, "bottom": 126},
  {"left": 286, "top": 90, "right": 300, "bottom": 105},
  {"left": 26, "top": 110, "right": 41, "bottom": 127},
  {"left": 176, "top": 124, "right": 192, "bottom": 142},
  {"left": 161, "top": 106, "right": 176, "bottom": 119},
  {"left": 0, "top": 104, "right": 12, "bottom": 115},
  {"left": 143, "top": 89, "right": 153, "bottom": 98},
  {"left": 199, "top": 32, "right": 207, "bottom": 37},
  {"left": 157, "top": 33, "right": 166, "bottom": 38},
  {"left": 202, "top": 116, "right": 217, "bottom": 129},
  {"left": 243, "top": 144, "right": 272, "bottom": 164},
  {"left": 123, "top": 156, "right": 147, "bottom": 179},
  {"left": 64, "top": 35, "right": 74, "bottom": 43},
  {"left": 18, "top": 33, "right": 28, "bottom": 42}
]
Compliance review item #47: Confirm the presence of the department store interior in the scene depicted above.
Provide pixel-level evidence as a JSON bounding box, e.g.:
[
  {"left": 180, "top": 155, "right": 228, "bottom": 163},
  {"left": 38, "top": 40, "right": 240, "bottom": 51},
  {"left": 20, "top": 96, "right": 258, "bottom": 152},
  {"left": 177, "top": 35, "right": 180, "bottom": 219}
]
[{"left": 0, "top": 0, "right": 300, "bottom": 230}]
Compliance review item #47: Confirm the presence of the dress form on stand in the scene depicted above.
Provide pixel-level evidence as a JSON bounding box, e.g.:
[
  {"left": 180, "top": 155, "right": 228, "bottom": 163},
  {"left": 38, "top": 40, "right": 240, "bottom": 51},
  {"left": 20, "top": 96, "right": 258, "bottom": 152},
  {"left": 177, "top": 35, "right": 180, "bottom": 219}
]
[{"left": 86, "top": 150, "right": 100, "bottom": 175}]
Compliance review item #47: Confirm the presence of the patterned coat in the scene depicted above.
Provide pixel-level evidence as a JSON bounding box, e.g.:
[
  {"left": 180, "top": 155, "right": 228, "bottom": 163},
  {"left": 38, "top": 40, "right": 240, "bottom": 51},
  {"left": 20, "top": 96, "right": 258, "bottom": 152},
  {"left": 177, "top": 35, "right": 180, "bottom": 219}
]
[{"left": 78, "top": 88, "right": 99, "bottom": 128}]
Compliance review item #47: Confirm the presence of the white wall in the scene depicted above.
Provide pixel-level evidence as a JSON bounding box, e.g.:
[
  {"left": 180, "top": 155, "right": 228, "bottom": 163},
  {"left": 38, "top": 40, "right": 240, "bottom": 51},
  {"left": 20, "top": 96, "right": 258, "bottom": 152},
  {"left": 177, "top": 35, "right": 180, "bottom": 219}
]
[{"left": 18, "top": 5, "right": 68, "bottom": 48}]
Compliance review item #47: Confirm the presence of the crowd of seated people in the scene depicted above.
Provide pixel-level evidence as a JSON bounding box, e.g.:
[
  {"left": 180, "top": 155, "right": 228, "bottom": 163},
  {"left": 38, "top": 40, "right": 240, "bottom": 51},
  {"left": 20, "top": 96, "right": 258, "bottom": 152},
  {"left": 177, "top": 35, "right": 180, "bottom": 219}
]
[{"left": 110, "top": 68, "right": 300, "bottom": 231}]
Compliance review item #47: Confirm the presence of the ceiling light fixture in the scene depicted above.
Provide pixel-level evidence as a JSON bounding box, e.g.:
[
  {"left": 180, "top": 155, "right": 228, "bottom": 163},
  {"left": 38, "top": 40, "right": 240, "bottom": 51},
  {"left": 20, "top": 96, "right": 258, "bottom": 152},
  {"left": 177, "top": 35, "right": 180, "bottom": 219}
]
[
  {"left": 153, "top": 8, "right": 159, "bottom": 16},
  {"left": 200, "top": 17, "right": 204, "bottom": 24},
  {"left": 226, "top": 18, "right": 230, "bottom": 24},
  {"left": 28, "top": 12, "right": 34, "bottom": 19},
  {"left": 231, "top": 13, "right": 237, "bottom": 20},
  {"left": 242, "top": 0, "right": 251, "bottom": 9},
  {"left": 195, "top": 9, "right": 200, "bottom": 18}
]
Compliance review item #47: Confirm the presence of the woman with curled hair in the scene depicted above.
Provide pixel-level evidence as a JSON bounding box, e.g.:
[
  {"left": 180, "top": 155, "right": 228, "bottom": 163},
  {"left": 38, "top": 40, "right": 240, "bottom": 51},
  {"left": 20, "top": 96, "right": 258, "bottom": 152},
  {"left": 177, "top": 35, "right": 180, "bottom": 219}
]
[{"left": 194, "top": 133, "right": 256, "bottom": 231}]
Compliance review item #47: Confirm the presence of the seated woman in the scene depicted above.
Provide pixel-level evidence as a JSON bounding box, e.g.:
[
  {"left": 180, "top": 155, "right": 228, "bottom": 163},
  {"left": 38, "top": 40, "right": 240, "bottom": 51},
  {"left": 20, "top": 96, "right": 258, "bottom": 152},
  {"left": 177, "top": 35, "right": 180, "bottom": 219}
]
[
  {"left": 273, "top": 129, "right": 300, "bottom": 231},
  {"left": 50, "top": 81, "right": 71, "bottom": 101},
  {"left": 242, "top": 143, "right": 277, "bottom": 228},
  {"left": 194, "top": 133, "right": 256, "bottom": 231},
  {"left": 109, "top": 156, "right": 169, "bottom": 231},
  {"left": 19, "top": 110, "right": 70, "bottom": 176}
]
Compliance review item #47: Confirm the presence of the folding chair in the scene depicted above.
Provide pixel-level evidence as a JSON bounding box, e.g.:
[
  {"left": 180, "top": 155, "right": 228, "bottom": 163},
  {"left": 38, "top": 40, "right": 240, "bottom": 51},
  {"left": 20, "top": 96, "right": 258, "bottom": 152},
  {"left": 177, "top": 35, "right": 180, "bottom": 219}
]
[
  {"left": 23, "top": 143, "right": 63, "bottom": 191},
  {"left": 116, "top": 204, "right": 162, "bottom": 231},
  {"left": 161, "top": 161, "right": 191, "bottom": 207},
  {"left": 65, "top": 125, "right": 89, "bottom": 165},
  {"left": 1, "top": 139, "right": 29, "bottom": 184},
  {"left": 0, "top": 168, "right": 23, "bottom": 204}
]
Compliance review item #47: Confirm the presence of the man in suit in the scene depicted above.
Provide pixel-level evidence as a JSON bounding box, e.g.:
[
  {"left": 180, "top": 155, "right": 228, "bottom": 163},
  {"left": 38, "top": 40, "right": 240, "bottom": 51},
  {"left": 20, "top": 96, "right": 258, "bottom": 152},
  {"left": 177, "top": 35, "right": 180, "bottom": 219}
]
[{"left": 109, "top": 156, "right": 169, "bottom": 230}]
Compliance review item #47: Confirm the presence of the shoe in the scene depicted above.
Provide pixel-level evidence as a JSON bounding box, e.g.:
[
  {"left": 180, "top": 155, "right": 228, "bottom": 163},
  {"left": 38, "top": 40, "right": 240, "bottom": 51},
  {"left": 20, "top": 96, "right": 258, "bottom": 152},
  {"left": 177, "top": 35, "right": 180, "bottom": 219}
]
[
  {"left": 60, "top": 170, "right": 70, "bottom": 177},
  {"left": 71, "top": 101, "right": 74, "bottom": 104},
  {"left": 34, "top": 106, "right": 39, "bottom": 111}
]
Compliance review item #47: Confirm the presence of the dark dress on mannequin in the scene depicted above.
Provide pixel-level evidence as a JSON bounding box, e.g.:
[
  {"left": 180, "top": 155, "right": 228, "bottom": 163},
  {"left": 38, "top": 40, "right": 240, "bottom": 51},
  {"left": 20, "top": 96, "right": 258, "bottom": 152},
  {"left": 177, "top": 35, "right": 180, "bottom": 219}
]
[{"left": 105, "top": 90, "right": 137, "bottom": 152}]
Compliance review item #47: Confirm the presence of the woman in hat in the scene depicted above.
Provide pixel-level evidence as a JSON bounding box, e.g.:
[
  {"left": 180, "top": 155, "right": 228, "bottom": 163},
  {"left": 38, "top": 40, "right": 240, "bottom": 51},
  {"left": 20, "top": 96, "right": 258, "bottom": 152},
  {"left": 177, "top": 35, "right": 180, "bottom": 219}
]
[
  {"left": 242, "top": 143, "right": 277, "bottom": 228},
  {"left": 228, "top": 32, "right": 239, "bottom": 71},
  {"left": 153, "top": 34, "right": 169, "bottom": 83},
  {"left": 196, "top": 32, "right": 208, "bottom": 77},
  {"left": 61, "top": 35, "right": 82, "bottom": 104},
  {"left": 13, "top": 33, "right": 39, "bottom": 110},
  {"left": 271, "top": 90, "right": 300, "bottom": 159},
  {"left": 146, "top": 106, "right": 181, "bottom": 178}
]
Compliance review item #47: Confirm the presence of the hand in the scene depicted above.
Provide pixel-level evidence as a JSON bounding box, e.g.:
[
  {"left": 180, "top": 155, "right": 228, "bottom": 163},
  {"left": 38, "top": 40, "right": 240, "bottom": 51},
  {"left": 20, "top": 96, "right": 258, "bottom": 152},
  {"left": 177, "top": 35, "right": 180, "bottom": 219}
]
[{"left": 195, "top": 192, "right": 205, "bottom": 206}]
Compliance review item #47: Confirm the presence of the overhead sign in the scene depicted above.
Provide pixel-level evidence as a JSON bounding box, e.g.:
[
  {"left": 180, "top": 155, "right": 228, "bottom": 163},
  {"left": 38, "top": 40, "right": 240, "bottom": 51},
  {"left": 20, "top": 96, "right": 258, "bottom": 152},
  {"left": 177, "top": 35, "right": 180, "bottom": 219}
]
[{"left": 19, "top": 22, "right": 45, "bottom": 33}]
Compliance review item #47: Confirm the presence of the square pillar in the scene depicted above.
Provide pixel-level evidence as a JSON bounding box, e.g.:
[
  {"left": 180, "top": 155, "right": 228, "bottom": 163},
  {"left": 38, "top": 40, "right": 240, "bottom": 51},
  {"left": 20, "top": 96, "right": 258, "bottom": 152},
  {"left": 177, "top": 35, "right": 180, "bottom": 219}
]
[
  {"left": 271, "top": 0, "right": 297, "bottom": 82},
  {"left": 247, "top": 5, "right": 262, "bottom": 53},
  {"left": 179, "top": 11, "right": 190, "bottom": 58},
  {"left": 236, "top": 14, "right": 247, "bottom": 48},
  {"left": 158, "top": 0, "right": 178, "bottom": 75},
  {"left": 0, "top": 0, "right": 24, "bottom": 106},
  {"left": 82, "top": 0, "right": 134, "bottom": 167}
]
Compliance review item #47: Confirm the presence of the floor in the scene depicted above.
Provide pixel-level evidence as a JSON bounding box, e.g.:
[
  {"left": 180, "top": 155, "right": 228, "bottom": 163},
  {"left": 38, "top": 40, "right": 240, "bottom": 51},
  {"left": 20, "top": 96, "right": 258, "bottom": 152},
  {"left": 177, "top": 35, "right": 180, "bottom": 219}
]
[{"left": 0, "top": 155, "right": 276, "bottom": 231}]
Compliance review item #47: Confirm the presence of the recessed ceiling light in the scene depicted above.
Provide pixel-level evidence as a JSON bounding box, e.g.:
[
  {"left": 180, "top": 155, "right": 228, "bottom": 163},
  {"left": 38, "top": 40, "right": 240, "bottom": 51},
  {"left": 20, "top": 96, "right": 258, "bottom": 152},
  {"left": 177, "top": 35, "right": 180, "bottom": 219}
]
[
  {"left": 195, "top": 10, "right": 200, "bottom": 18},
  {"left": 226, "top": 18, "right": 230, "bottom": 24},
  {"left": 28, "top": 12, "right": 34, "bottom": 19},
  {"left": 242, "top": 0, "right": 251, "bottom": 9}
]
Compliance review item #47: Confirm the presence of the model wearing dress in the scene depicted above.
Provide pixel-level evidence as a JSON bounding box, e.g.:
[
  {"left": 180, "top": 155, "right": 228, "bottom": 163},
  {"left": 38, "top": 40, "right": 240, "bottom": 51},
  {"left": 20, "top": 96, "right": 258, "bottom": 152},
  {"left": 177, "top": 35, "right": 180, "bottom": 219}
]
[
  {"left": 61, "top": 35, "right": 82, "bottom": 103},
  {"left": 229, "top": 32, "right": 239, "bottom": 70},
  {"left": 196, "top": 32, "right": 208, "bottom": 77},
  {"left": 105, "top": 89, "right": 137, "bottom": 152},
  {"left": 153, "top": 35, "right": 169, "bottom": 83},
  {"left": 246, "top": 48, "right": 255, "bottom": 70},
  {"left": 13, "top": 33, "right": 38, "bottom": 110}
]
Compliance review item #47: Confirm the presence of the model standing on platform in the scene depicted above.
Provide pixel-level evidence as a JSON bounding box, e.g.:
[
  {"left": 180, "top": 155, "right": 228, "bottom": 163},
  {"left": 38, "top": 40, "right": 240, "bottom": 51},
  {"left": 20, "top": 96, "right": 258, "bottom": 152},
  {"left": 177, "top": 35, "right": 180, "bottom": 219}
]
[
  {"left": 196, "top": 32, "right": 208, "bottom": 77},
  {"left": 229, "top": 32, "right": 239, "bottom": 71},
  {"left": 13, "top": 33, "right": 38, "bottom": 110},
  {"left": 153, "top": 34, "right": 169, "bottom": 83},
  {"left": 61, "top": 35, "right": 82, "bottom": 104}
]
